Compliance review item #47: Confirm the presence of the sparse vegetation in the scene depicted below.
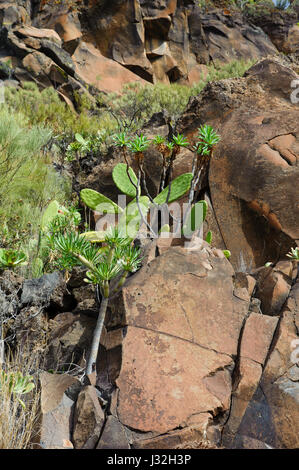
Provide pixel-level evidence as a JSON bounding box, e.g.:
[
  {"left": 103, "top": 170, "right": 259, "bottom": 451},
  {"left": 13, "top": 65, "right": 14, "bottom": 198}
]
[
  {"left": 0, "top": 107, "right": 71, "bottom": 278},
  {"left": 0, "top": 349, "right": 41, "bottom": 449},
  {"left": 101, "top": 58, "right": 256, "bottom": 132},
  {"left": 4, "top": 58, "right": 254, "bottom": 149},
  {"left": 51, "top": 226, "right": 141, "bottom": 375}
]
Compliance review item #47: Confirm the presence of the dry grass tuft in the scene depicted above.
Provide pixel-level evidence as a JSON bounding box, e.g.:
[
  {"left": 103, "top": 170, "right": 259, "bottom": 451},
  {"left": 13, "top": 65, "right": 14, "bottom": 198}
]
[{"left": 0, "top": 346, "right": 41, "bottom": 449}]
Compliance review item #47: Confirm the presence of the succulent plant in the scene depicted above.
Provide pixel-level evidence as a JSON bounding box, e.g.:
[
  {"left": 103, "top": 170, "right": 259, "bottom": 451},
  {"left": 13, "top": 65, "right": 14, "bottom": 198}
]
[
  {"left": 153, "top": 135, "right": 165, "bottom": 144},
  {"left": 182, "top": 200, "right": 208, "bottom": 237},
  {"left": 52, "top": 227, "right": 141, "bottom": 376},
  {"left": 195, "top": 125, "right": 220, "bottom": 155},
  {"left": 112, "top": 132, "right": 130, "bottom": 148},
  {"left": 112, "top": 163, "right": 139, "bottom": 198},
  {"left": 0, "top": 370, "right": 35, "bottom": 409},
  {"left": 0, "top": 249, "right": 27, "bottom": 269},
  {"left": 154, "top": 173, "right": 193, "bottom": 205},
  {"left": 119, "top": 244, "right": 142, "bottom": 273},
  {"left": 172, "top": 133, "right": 189, "bottom": 148},
  {"left": 85, "top": 260, "right": 122, "bottom": 285},
  {"left": 41, "top": 200, "right": 60, "bottom": 231},
  {"left": 127, "top": 134, "right": 151, "bottom": 154},
  {"left": 80, "top": 188, "right": 121, "bottom": 213}
]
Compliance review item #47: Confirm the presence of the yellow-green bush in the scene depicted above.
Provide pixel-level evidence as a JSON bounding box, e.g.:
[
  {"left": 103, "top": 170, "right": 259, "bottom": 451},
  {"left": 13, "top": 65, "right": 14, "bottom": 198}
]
[
  {"left": 5, "top": 59, "right": 255, "bottom": 142},
  {"left": 102, "top": 58, "right": 256, "bottom": 131},
  {"left": 0, "top": 348, "right": 41, "bottom": 449},
  {"left": 0, "top": 107, "right": 72, "bottom": 277},
  {"left": 4, "top": 83, "right": 107, "bottom": 137}
]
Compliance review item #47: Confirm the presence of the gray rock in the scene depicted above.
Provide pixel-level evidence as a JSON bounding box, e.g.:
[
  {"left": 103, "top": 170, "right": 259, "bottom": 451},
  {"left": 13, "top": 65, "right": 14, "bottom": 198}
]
[
  {"left": 21, "top": 271, "right": 63, "bottom": 306},
  {"left": 97, "top": 416, "right": 130, "bottom": 449}
]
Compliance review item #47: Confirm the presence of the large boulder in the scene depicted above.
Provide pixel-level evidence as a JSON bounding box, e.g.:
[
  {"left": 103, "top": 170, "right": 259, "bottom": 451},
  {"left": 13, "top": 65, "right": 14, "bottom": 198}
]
[
  {"left": 72, "top": 386, "right": 105, "bottom": 449},
  {"left": 93, "top": 240, "right": 299, "bottom": 449},
  {"left": 0, "top": 1, "right": 286, "bottom": 92},
  {"left": 189, "top": 8, "right": 278, "bottom": 65},
  {"left": 39, "top": 372, "right": 79, "bottom": 449},
  {"left": 96, "top": 244, "right": 251, "bottom": 448},
  {"left": 246, "top": 7, "right": 299, "bottom": 54},
  {"left": 72, "top": 41, "right": 147, "bottom": 93},
  {"left": 177, "top": 57, "right": 299, "bottom": 269},
  {"left": 82, "top": 0, "right": 153, "bottom": 82},
  {"left": 225, "top": 278, "right": 299, "bottom": 448}
]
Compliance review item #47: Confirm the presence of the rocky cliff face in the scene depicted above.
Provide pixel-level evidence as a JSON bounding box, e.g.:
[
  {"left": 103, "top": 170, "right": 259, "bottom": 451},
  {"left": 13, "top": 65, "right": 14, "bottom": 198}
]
[
  {"left": 1, "top": 0, "right": 299, "bottom": 452},
  {"left": 1, "top": 0, "right": 298, "bottom": 101}
]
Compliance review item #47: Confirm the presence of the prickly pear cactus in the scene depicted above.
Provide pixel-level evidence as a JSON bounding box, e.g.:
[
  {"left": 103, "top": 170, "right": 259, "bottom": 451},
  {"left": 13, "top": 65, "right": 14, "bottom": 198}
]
[
  {"left": 80, "top": 189, "right": 121, "bottom": 213},
  {"left": 154, "top": 173, "right": 193, "bottom": 205},
  {"left": 223, "top": 250, "right": 231, "bottom": 259},
  {"left": 182, "top": 200, "right": 208, "bottom": 237},
  {"left": 41, "top": 200, "right": 60, "bottom": 231},
  {"left": 31, "top": 257, "right": 44, "bottom": 278},
  {"left": 80, "top": 231, "right": 106, "bottom": 243},
  {"left": 119, "top": 196, "right": 150, "bottom": 239},
  {"left": 159, "top": 224, "right": 170, "bottom": 234},
  {"left": 112, "top": 163, "right": 139, "bottom": 198},
  {"left": 205, "top": 230, "right": 212, "bottom": 244}
]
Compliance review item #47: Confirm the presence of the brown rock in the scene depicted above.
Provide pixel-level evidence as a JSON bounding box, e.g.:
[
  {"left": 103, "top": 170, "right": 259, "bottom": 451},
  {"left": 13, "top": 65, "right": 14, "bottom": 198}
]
[
  {"left": 96, "top": 416, "right": 130, "bottom": 449},
  {"left": 189, "top": 8, "right": 277, "bottom": 65},
  {"left": 106, "top": 246, "right": 250, "bottom": 442},
  {"left": 73, "top": 386, "right": 105, "bottom": 449},
  {"left": 48, "top": 12, "right": 82, "bottom": 43},
  {"left": 232, "top": 435, "right": 274, "bottom": 449},
  {"left": 230, "top": 280, "right": 299, "bottom": 448},
  {"left": 16, "top": 25, "right": 62, "bottom": 44},
  {"left": 21, "top": 51, "right": 60, "bottom": 88},
  {"left": 121, "top": 247, "right": 249, "bottom": 356},
  {"left": 223, "top": 358, "right": 263, "bottom": 446},
  {"left": 72, "top": 41, "right": 147, "bottom": 93},
  {"left": 84, "top": 0, "right": 153, "bottom": 82},
  {"left": 234, "top": 272, "right": 256, "bottom": 298},
  {"left": 186, "top": 63, "right": 209, "bottom": 86},
  {"left": 285, "top": 24, "right": 299, "bottom": 54},
  {"left": 240, "top": 313, "right": 279, "bottom": 364},
  {"left": 133, "top": 418, "right": 214, "bottom": 449},
  {"left": 40, "top": 372, "right": 78, "bottom": 415},
  {"left": 72, "top": 283, "right": 97, "bottom": 315},
  {"left": 45, "top": 313, "right": 96, "bottom": 370},
  {"left": 116, "top": 325, "right": 233, "bottom": 434},
  {"left": 0, "top": 3, "right": 29, "bottom": 28},
  {"left": 254, "top": 265, "right": 292, "bottom": 316},
  {"left": 39, "top": 372, "right": 79, "bottom": 449},
  {"left": 248, "top": 8, "right": 299, "bottom": 54},
  {"left": 268, "top": 134, "right": 298, "bottom": 165},
  {"left": 177, "top": 57, "right": 299, "bottom": 270}
]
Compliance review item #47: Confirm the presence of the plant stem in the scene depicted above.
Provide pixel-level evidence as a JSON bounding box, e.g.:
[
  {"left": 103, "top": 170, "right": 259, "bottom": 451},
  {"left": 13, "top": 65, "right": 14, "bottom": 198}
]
[
  {"left": 115, "top": 271, "right": 128, "bottom": 292},
  {"left": 107, "top": 247, "right": 115, "bottom": 265},
  {"left": 86, "top": 295, "right": 109, "bottom": 376},
  {"left": 136, "top": 170, "right": 157, "bottom": 238},
  {"left": 75, "top": 253, "right": 95, "bottom": 271}
]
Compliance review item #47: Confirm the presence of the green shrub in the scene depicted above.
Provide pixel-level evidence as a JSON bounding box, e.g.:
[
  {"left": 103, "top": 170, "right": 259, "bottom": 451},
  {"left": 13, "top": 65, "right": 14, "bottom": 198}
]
[
  {"left": 102, "top": 58, "right": 256, "bottom": 130},
  {"left": 0, "top": 350, "right": 41, "bottom": 449},
  {"left": 4, "top": 83, "right": 115, "bottom": 142},
  {"left": 4, "top": 58, "right": 254, "bottom": 147},
  {"left": 0, "top": 107, "right": 71, "bottom": 277}
]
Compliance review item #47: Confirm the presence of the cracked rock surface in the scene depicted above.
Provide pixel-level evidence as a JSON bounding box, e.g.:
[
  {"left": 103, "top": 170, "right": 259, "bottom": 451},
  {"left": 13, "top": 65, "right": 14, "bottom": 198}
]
[
  {"left": 177, "top": 56, "right": 299, "bottom": 270},
  {"left": 93, "top": 243, "right": 299, "bottom": 449}
]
